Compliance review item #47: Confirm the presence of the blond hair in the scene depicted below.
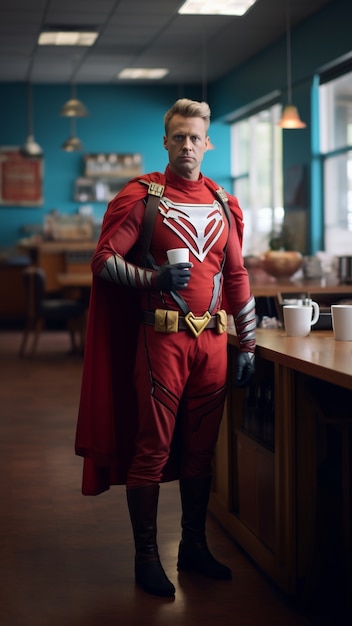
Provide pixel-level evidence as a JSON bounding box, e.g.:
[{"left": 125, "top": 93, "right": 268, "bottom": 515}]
[{"left": 164, "top": 98, "right": 211, "bottom": 134}]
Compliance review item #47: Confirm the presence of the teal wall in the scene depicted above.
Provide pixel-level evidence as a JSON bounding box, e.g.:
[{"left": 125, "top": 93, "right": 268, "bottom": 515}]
[
  {"left": 0, "top": 82, "right": 231, "bottom": 248},
  {"left": 0, "top": 0, "right": 350, "bottom": 252}
]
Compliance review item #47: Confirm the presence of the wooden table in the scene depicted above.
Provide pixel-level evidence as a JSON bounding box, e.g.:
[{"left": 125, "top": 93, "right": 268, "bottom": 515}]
[
  {"left": 18, "top": 239, "right": 96, "bottom": 292},
  {"left": 249, "top": 277, "right": 352, "bottom": 298},
  {"left": 249, "top": 277, "right": 352, "bottom": 322},
  {"left": 57, "top": 272, "right": 92, "bottom": 288},
  {"left": 210, "top": 327, "right": 352, "bottom": 599},
  {"left": 55, "top": 272, "right": 352, "bottom": 297}
]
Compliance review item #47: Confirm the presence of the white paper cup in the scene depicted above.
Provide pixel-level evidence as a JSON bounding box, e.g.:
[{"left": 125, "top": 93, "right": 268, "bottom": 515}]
[
  {"left": 331, "top": 305, "right": 352, "bottom": 341},
  {"left": 283, "top": 302, "right": 319, "bottom": 337},
  {"left": 167, "top": 248, "right": 189, "bottom": 264}
]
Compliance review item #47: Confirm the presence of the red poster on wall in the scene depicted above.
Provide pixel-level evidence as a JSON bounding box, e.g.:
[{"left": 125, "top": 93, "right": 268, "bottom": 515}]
[{"left": 0, "top": 147, "right": 43, "bottom": 206}]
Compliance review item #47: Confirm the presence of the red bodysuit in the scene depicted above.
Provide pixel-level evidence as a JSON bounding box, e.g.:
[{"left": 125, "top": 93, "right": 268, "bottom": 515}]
[{"left": 75, "top": 166, "right": 254, "bottom": 494}]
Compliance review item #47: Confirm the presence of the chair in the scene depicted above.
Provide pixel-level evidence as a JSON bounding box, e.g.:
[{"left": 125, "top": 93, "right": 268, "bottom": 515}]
[{"left": 19, "top": 266, "right": 86, "bottom": 357}]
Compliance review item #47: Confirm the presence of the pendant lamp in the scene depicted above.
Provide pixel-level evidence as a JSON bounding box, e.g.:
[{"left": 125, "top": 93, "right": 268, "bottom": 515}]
[
  {"left": 20, "top": 82, "right": 44, "bottom": 157},
  {"left": 61, "top": 118, "right": 83, "bottom": 152},
  {"left": 278, "top": 1, "right": 306, "bottom": 129},
  {"left": 60, "top": 83, "right": 88, "bottom": 117}
]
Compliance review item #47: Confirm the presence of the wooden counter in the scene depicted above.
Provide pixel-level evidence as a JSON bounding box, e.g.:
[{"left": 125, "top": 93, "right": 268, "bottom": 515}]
[
  {"left": 210, "top": 328, "right": 352, "bottom": 600},
  {"left": 228, "top": 328, "right": 352, "bottom": 389}
]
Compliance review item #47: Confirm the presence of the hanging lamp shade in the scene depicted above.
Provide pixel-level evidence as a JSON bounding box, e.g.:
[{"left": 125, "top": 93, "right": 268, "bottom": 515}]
[
  {"left": 277, "top": 1, "right": 306, "bottom": 130},
  {"left": 20, "top": 83, "right": 44, "bottom": 158},
  {"left": 21, "top": 134, "right": 44, "bottom": 157},
  {"left": 60, "top": 97, "right": 88, "bottom": 117},
  {"left": 61, "top": 135, "right": 83, "bottom": 151},
  {"left": 278, "top": 104, "right": 306, "bottom": 129},
  {"left": 60, "top": 83, "right": 88, "bottom": 117},
  {"left": 61, "top": 117, "right": 83, "bottom": 151}
]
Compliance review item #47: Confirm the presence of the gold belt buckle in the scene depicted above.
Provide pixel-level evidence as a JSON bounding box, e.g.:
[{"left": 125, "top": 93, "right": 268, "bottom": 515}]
[{"left": 184, "top": 311, "right": 212, "bottom": 338}]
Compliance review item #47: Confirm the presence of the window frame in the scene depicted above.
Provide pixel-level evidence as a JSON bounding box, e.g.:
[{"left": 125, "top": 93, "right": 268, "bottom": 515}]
[{"left": 229, "top": 101, "right": 283, "bottom": 257}]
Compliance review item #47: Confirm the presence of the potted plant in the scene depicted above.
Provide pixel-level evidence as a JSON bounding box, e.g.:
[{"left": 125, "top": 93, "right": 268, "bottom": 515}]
[{"left": 261, "top": 224, "right": 303, "bottom": 279}]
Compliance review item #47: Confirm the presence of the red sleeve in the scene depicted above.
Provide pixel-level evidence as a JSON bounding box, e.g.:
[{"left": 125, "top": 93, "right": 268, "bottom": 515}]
[
  {"left": 222, "top": 210, "right": 253, "bottom": 317},
  {"left": 91, "top": 199, "right": 145, "bottom": 275},
  {"left": 90, "top": 171, "right": 165, "bottom": 275}
]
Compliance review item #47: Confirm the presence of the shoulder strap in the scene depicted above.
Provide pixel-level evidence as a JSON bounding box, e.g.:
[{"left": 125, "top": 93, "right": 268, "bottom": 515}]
[
  {"left": 140, "top": 181, "right": 165, "bottom": 261},
  {"left": 214, "top": 187, "right": 231, "bottom": 228},
  {"left": 210, "top": 181, "right": 244, "bottom": 247}
]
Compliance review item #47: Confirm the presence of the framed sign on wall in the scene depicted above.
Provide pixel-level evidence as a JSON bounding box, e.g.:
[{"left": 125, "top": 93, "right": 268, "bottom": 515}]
[{"left": 0, "top": 147, "right": 44, "bottom": 206}]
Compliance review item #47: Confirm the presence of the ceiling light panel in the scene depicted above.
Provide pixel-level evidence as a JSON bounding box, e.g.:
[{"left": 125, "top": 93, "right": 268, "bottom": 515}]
[
  {"left": 178, "top": 0, "right": 256, "bottom": 16},
  {"left": 118, "top": 68, "right": 169, "bottom": 80},
  {"left": 38, "top": 32, "right": 98, "bottom": 46}
]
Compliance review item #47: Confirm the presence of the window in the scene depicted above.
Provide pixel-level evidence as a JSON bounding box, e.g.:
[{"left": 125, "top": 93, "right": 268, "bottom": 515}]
[
  {"left": 319, "top": 68, "right": 352, "bottom": 254},
  {"left": 230, "top": 103, "right": 283, "bottom": 257}
]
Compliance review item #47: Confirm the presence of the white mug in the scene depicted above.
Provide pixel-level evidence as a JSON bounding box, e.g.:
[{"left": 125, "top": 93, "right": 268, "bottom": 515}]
[
  {"left": 331, "top": 304, "right": 352, "bottom": 341},
  {"left": 167, "top": 248, "right": 189, "bottom": 265},
  {"left": 283, "top": 301, "right": 320, "bottom": 337}
]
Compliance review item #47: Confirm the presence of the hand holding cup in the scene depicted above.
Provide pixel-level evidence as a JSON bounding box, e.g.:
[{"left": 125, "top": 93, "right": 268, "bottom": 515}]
[{"left": 156, "top": 248, "right": 192, "bottom": 292}]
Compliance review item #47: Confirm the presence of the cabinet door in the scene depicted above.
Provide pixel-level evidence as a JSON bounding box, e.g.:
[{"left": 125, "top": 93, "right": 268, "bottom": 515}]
[{"left": 237, "top": 431, "right": 275, "bottom": 551}]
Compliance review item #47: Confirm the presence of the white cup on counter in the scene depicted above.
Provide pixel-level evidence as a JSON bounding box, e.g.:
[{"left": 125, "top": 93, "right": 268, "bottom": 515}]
[
  {"left": 283, "top": 300, "right": 320, "bottom": 337},
  {"left": 331, "top": 304, "right": 352, "bottom": 341}
]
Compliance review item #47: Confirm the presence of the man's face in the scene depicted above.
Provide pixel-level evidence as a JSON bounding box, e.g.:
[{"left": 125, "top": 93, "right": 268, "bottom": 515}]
[{"left": 163, "top": 114, "right": 210, "bottom": 180}]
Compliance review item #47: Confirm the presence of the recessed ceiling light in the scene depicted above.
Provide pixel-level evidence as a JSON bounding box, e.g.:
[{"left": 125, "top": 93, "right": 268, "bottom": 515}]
[
  {"left": 38, "top": 31, "right": 98, "bottom": 46},
  {"left": 118, "top": 68, "right": 169, "bottom": 80},
  {"left": 178, "top": 0, "right": 256, "bottom": 16}
]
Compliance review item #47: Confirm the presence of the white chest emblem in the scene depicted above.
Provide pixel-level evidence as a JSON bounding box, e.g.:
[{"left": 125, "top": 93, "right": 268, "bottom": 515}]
[{"left": 159, "top": 198, "right": 225, "bottom": 262}]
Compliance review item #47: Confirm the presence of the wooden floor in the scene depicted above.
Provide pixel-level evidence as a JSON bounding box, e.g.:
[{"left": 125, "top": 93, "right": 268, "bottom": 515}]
[{"left": 0, "top": 329, "right": 345, "bottom": 626}]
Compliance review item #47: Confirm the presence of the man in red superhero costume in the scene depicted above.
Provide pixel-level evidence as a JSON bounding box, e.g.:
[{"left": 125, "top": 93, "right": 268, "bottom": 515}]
[{"left": 75, "top": 99, "right": 256, "bottom": 598}]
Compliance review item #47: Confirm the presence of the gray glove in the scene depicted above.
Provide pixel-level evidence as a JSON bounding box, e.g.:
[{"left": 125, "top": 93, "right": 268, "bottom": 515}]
[
  {"left": 156, "top": 263, "right": 192, "bottom": 292},
  {"left": 234, "top": 352, "right": 255, "bottom": 388}
]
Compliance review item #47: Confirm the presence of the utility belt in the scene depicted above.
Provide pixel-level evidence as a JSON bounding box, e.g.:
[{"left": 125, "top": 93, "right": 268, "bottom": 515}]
[{"left": 142, "top": 309, "right": 227, "bottom": 338}]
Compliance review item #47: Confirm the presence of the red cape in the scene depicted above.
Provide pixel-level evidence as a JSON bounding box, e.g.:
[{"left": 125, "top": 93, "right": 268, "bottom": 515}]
[{"left": 75, "top": 171, "right": 244, "bottom": 495}]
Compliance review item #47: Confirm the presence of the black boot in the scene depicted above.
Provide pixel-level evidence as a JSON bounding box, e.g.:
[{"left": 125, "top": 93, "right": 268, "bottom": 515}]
[
  {"left": 177, "top": 477, "right": 232, "bottom": 580},
  {"left": 126, "top": 484, "right": 175, "bottom": 597}
]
